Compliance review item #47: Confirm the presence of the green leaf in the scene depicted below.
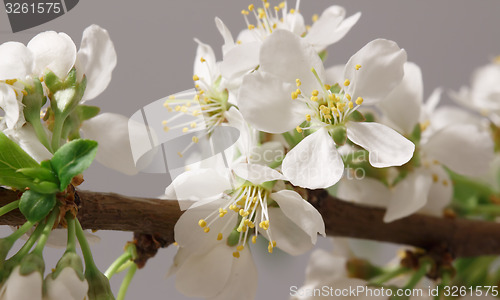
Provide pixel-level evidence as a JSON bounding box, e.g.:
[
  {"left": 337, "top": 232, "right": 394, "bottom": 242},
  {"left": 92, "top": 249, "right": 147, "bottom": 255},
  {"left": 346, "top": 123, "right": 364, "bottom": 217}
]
[
  {"left": 0, "top": 132, "right": 40, "bottom": 189},
  {"left": 19, "top": 190, "right": 56, "bottom": 223},
  {"left": 17, "top": 167, "right": 58, "bottom": 183},
  {"left": 51, "top": 139, "right": 98, "bottom": 190}
]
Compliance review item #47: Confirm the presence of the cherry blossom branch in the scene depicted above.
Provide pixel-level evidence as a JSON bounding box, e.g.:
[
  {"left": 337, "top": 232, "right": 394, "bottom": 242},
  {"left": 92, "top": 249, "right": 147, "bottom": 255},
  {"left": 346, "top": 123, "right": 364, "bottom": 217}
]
[{"left": 0, "top": 187, "right": 499, "bottom": 258}]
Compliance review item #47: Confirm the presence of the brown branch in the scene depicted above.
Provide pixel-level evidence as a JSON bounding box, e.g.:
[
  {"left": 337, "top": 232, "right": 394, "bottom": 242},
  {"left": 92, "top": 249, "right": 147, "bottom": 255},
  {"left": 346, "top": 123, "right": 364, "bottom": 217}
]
[{"left": 1, "top": 187, "right": 500, "bottom": 258}]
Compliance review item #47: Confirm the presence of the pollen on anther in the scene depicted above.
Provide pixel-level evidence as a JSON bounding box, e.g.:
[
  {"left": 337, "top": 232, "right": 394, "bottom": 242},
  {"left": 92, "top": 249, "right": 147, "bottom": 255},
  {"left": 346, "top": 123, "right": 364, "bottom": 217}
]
[
  {"left": 217, "top": 233, "right": 223, "bottom": 240},
  {"left": 193, "top": 75, "right": 200, "bottom": 81},
  {"left": 200, "top": 57, "right": 206, "bottom": 63},
  {"left": 355, "top": 64, "right": 362, "bottom": 70},
  {"left": 312, "top": 90, "right": 319, "bottom": 96},
  {"left": 355, "top": 97, "right": 364, "bottom": 105},
  {"left": 312, "top": 14, "right": 319, "bottom": 22},
  {"left": 203, "top": 227, "right": 210, "bottom": 233},
  {"left": 248, "top": 24, "right": 256, "bottom": 30},
  {"left": 432, "top": 173, "right": 439, "bottom": 183},
  {"left": 305, "top": 114, "right": 311, "bottom": 122},
  {"left": 296, "top": 126, "right": 303, "bottom": 133},
  {"left": 198, "top": 219, "right": 207, "bottom": 228},
  {"left": 233, "top": 251, "right": 240, "bottom": 258},
  {"left": 252, "top": 236, "right": 257, "bottom": 244},
  {"left": 163, "top": 126, "right": 170, "bottom": 132},
  {"left": 345, "top": 94, "right": 351, "bottom": 101},
  {"left": 241, "top": 9, "right": 249, "bottom": 15},
  {"left": 296, "top": 79, "right": 301, "bottom": 86},
  {"left": 182, "top": 127, "right": 189, "bottom": 133},
  {"left": 237, "top": 245, "right": 244, "bottom": 251},
  {"left": 177, "top": 152, "right": 183, "bottom": 158},
  {"left": 344, "top": 79, "right": 351, "bottom": 86}
]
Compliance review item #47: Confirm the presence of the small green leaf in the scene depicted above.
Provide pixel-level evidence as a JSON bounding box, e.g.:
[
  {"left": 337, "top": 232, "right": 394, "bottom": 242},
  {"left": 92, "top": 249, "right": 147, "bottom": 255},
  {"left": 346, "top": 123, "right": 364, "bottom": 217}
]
[
  {"left": 347, "top": 110, "right": 366, "bottom": 122},
  {"left": 78, "top": 105, "right": 100, "bottom": 121},
  {"left": 331, "top": 125, "right": 347, "bottom": 146},
  {"left": 51, "top": 139, "right": 98, "bottom": 190},
  {"left": 17, "top": 167, "right": 58, "bottom": 183},
  {"left": 29, "top": 181, "right": 60, "bottom": 194},
  {"left": 0, "top": 132, "right": 40, "bottom": 189},
  {"left": 19, "top": 190, "right": 56, "bottom": 223}
]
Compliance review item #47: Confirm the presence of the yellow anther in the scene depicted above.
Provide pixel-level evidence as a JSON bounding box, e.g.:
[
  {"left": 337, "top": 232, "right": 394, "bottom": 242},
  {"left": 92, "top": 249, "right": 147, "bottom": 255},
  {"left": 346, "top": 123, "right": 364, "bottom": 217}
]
[
  {"left": 239, "top": 209, "right": 245, "bottom": 216},
  {"left": 274, "top": 6, "right": 279, "bottom": 11},
  {"left": 324, "top": 84, "right": 331, "bottom": 90},
  {"left": 173, "top": 242, "right": 178, "bottom": 246},
  {"left": 190, "top": 122, "right": 197, "bottom": 128},
  {"left": 296, "top": 126, "right": 303, "bottom": 133},
  {"left": 248, "top": 221, "right": 255, "bottom": 228},
  {"left": 337, "top": 103, "right": 345, "bottom": 112},
  {"left": 305, "top": 114, "right": 311, "bottom": 122},
  {"left": 163, "top": 126, "right": 170, "bottom": 132},
  {"left": 241, "top": 9, "right": 249, "bottom": 15},
  {"left": 310, "top": 96, "right": 318, "bottom": 102},
  {"left": 344, "top": 79, "right": 351, "bottom": 86},
  {"left": 355, "top": 64, "right": 362, "bottom": 70},
  {"left": 442, "top": 180, "right": 449, "bottom": 186},
  {"left": 296, "top": 79, "right": 301, "bottom": 86},
  {"left": 248, "top": 4, "right": 255, "bottom": 11},
  {"left": 5, "top": 79, "right": 16, "bottom": 85},
  {"left": 268, "top": 245, "right": 273, "bottom": 253},
  {"left": 200, "top": 57, "right": 206, "bottom": 63},
  {"left": 420, "top": 120, "right": 430, "bottom": 131},
  {"left": 248, "top": 24, "right": 255, "bottom": 30},
  {"left": 21, "top": 90, "right": 27, "bottom": 96},
  {"left": 312, "top": 90, "right": 319, "bottom": 96},
  {"left": 193, "top": 75, "right": 199, "bottom": 81},
  {"left": 348, "top": 101, "right": 354, "bottom": 109},
  {"left": 198, "top": 219, "right": 207, "bottom": 228},
  {"left": 324, "top": 114, "right": 332, "bottom": 120},
  {"left": 182, "top": 127, "right": 189, "bottom": 133},
  {"left": 237, "top": 40, "right": 242, "bottom": 44},
  {"left": 169, "top": 95, "right": 175, "bottom": 100},
  {"left": 192, "top": 136, "right": 199, "bottom": 143},
  {"left": 194, "top": 94, "right": 200, "bottom": 101},
  {"left": 290, "top": 8, "right": 295, "bottom": 14},
  {"left": 312, "top": 14, "right": 319, "bottom": 22},
  {"left": 355, "top": 97, "right": 364, "bottom": 105},
  {"left": 345, "top": 94, "right": 351, "bottom": 101},
  {"left": 217, "top": 233, "right": 223, "bottom": 240},
  {"left": 272, "top": 240, "right": 277, "bottom": 247},
  {"left": 233, "top": 251, "right": 240, "bottom": 258},
  {"left": 295, "top": 89, "right": 301, "bottom": 95},
  {"left": 162, "top": 120, "right": 168, "bottom": 125},
  {"left": 181, "top": 106, "right": 188, "bottom": 113},
  {"left": 177, "top": 152, "right": 183, "bottom": 158},
  {"left": 203, "top": 227, "right": 210, "bottom": 233},
  {"left": 175, "top": 105, "right": 181, "bottom": 112},
  {"left": 328, "top": 94, "right": 335, "bottom": 101},
  {"left": 194, "top": 84, "right": 200, "bottom": 89},
  {"left": 258, "top": 11, "right": 265, "bottom": 19},
  {"left": 252, "top": 236, "right": 257, "bottom": 244},
  {"left": 279, "top": 2, "right": 285, "bottom": 9},
  {"left": 291, "top": 91, "right": 298, "bottom": 99},
  {"left": 242, "top": 225, "right": 248, "bottom": 232},
  {"left": 237, "top": 245, "right": 244, "bottom": 251},
  {"left": 432, "top": 173, "right": 439, "bottom": 183},
  {"left": 265, "top": 2, "right": 270, "bottom": 8},
  {"left": 252, "top": 196, "right": 258, "bottom": 203},
  {"left": 433, "top": 160, "right": 440, "bottom": 165},
  {"left": 193, "top": 110, "right": 201, "bottom": 116}
]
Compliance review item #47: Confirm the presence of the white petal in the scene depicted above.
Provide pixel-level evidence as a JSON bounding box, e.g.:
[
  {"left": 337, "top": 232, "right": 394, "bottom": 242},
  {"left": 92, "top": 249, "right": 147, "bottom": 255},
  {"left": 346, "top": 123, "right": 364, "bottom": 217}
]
[
  {"left": 422, "top": 124, "right": 494, "bottom": 176},
  {"left": 0, "top": 84, "right": 21, "bottom": 130},
  {"left": 28, "top": 31, "right": 76, "bottom": 79},
  {"left": 3, "top": 124, "right": 52, "bottom": 163},
  {"left": 337, "top": 177, "right": 390, "bottom": 208},
  {"left": 271, "top": 189, "right": 325, "bottom": 244},
  {"left": 470, "top": 63, "right": 500, "bottom": 111},
  {"left": 165, "top": 169, "right": 231, "bottom": 202},
  {"left": 260, "top": 30, "right": 325, "bottom": 95},
  {"left": 303, "top": 249, "right": 348, "bottom": 285},
  {"left": 175, "top": 244, "right": 234, "bottom": 298},
  {"left": 238, "top": 71, "right": 307, "bottom": 133},
  {"left": 2, "top": 266, "right": 43, "bottom": 300},
  {"left": 419, "top": 165, "right": 452, "bottom": 217},
  {"left": 81, "top": 113, "right": 144, "bottom": 175},
  {"left": 207, "top": 247, "right": 257, "bottom": 300},
  {"left": 305, "top": 6, "right": 361, "bottom": 52},
  {"left": 283, "top": 128, "right": 344, "bottom": 189},
  {"left": 220, "top": 42, "right": 260, "bottom": 82},
  {"left": 174, "top": 197, "right": 237, "bottom": 253},
  {"left": 282, "top": 12, "right": 306, "bottom": 36},
  {"left": 77, "top": 25, "right": 117, "bottom": 102},
  {"left": 215, "top": 17, "right": 235, "bottom": 55},
  {"left": 224, "top": 106, "right": 255, "bottom": 160},
  {"left": 232, "top": 163, "right": 285, "bottom": 185},
  {"left": 344, "top": 39, "right": 407, "bottom": 105},
  {"left": 325, "top": 64, "right": 345, "bottom": 85},
  {"left": 378, "top": 62, "right": 423, "bottom": 134},
  {"left": 265, "top": 207, "right": 315, "bottom": 255},
  {"left": 427, "top": 105, "right": 484, "bottom": 136},
  {"left": 346, "top": 122, "right": 415, "bottom": 168},
  {"left": 46, "top": 268, "right": 88, "bottom": 300},
  {"left": 0, "top": 42, "right": 33, "bottom": 80},
  {"left": 193, "top": 39, "right": 217, "bottom": 87},
  {"left": 384, "top": 170, "right": 432, "bottom": 222},
  {"left": 249, "top": 141, "right": 285, "bottom": 166}
]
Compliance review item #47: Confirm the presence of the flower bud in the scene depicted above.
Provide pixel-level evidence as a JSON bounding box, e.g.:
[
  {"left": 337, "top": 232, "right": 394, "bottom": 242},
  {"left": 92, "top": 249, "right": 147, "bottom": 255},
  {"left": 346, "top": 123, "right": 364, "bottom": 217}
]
[
  {"left": 85, "top": 267, "right": 115, "bottom": 300},
  {"left": 45, "top": 252, "right": 88, "bottom": 300}
]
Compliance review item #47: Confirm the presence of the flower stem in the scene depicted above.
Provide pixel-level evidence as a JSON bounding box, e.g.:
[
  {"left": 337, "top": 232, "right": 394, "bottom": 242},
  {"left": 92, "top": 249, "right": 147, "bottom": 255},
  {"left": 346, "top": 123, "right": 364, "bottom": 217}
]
[
  {"left": 116, "top": 263, "right": 137, "bottom": 300},
  {"left": 8, "top": 221, "right": 45, "bottom": 263},
  {"left": 369, "top": 266, "right": 411, "bottom": 286},
  {"left": 0, "top": 200, "right": 20, "bottom": 218},
  {"left": 5, "top": 220, "right": 34, "bottom": 244},
  {"left": 105, "top": 251, "right": 133, "bottom": 279},
  {"left": 33, "top": 208, "right": 59, "bottom": 255},
  {"left": 31, "top": 117, "right": 53, "bottom": 153},
  {"left": 75, "top": 218, "right": 97, "bottom": 270},
  {"left": 404, "top": 260, "right": 431, "bottom": 290},
  {"left": 51, "top": 113, "right": 66, "bottom": 151}
]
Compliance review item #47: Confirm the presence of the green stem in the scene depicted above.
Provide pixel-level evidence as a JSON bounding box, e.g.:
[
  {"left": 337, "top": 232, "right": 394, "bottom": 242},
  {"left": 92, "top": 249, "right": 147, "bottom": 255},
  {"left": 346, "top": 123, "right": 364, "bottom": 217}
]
[
  {"left": 0, "top": 200, "right": 20, "bottom": 218},
  {"left": 66, "top": 214, "right": 77, "bottom": 253},
  {"left": 448, "top": 170, "right": 495, "bottom": 197},
  {"left": 470, "top": 205, "right": 500, "bottom": 215},
  {"left": 31, "top": 118, "right": 53, "bottom": 153},
  {"left": 369, "top": 266, "right": 411, "bottom": 286},
  {"left": 5, "top": 220, "right": 34, "bottom": 243},
  {"left": 51, "top": 113, "right": 66, "bottom": 151},
  {"left": 404, "top": 260, "right": 431, "bottom": 290},
  {"left": 116, "top": 263, "right": 137, "bottom": 300},
  {"left": 33, "top": 208, "right": 59, "bottom": 255},
  {"left": 8, "top": 221, "right": 45, "bottom": 263},
  {"left": 104, "top": 251, "right": 133, "bottom": 279},
  {"left": 75, "top": 218, "right": 97, "bottom": 270}
]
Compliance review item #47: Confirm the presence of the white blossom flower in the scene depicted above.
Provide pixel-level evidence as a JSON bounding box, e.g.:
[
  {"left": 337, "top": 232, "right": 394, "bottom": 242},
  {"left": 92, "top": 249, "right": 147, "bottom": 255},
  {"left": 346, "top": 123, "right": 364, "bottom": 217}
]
[
  {"left": 217, "top": 1, "right": 360, "bottom": 87},
  {"left": 238, "top": 29, "right": 413, "bottom": 189},
  {"left": 449, "top": 58, "right": 500, "bottom": 125},
  {"left": 0, "top": 266, "right": 43, "bottom": 300},
  {"left": 339, "top": 62, "right": 495, "bottom": 222},
  {"left": 45, "top": 267, "right": 89, "bottom": 300}
]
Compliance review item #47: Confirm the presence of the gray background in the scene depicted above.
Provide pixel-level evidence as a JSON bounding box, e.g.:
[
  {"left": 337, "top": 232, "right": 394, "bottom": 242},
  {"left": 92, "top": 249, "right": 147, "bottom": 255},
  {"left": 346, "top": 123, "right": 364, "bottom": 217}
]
[{"left": 1, "top": 0, "right": 499, "bottom": 299}]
